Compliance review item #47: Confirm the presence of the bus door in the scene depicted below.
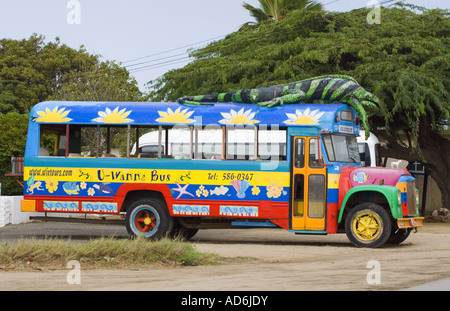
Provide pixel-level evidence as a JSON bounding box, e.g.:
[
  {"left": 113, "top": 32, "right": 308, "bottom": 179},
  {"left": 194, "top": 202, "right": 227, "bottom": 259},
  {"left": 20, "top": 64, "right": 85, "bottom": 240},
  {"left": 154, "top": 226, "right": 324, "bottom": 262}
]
[{"left": 291, "top": 136, "right": 327, "bottom": 231}]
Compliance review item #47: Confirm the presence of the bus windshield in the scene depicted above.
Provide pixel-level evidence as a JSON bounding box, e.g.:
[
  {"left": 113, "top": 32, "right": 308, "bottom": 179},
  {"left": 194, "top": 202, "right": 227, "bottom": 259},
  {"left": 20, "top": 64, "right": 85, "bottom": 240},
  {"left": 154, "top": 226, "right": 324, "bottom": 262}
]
[{"left": 323, "top": 134, "right": 360, "bottom": 163}]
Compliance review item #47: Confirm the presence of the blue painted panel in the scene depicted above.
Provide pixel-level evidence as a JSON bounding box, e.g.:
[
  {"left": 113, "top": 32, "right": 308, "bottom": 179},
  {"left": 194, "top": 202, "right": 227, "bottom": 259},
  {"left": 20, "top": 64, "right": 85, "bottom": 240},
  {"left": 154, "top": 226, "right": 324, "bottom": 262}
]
[{"left": 29, "top": 101, "right": 355, "bottom": 128}]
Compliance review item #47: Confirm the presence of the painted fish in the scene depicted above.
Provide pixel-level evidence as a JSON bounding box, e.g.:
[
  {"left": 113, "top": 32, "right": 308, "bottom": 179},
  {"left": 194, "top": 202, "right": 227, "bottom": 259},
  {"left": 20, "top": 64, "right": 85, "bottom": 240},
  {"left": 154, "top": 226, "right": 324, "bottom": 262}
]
[
  {"left": 63, "top": 182, "right": 80, "bottom": 195},
  {"left": 93, "top": 183, "right": 115, "bottom": 195},
  {"left": 210, "top": 185, "right": 229, "bottom": 196}
]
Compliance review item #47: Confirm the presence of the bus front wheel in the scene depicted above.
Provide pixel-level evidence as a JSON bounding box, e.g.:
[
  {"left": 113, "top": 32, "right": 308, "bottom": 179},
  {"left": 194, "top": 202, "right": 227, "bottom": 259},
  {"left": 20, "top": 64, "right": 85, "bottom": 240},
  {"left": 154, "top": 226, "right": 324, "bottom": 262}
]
[
  {"left": 345, "top": 203, "right": 392, "bottom": 248},
  {"left": 125, "top": 199, "right": 173, "bottom": 240}
]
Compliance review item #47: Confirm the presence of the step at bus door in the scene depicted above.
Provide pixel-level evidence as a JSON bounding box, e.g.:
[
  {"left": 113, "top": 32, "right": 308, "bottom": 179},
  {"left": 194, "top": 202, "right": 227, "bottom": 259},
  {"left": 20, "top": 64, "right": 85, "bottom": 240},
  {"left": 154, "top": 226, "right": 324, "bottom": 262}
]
[{"left": 291, "top": 136, "right": 327, "bottom": 231}]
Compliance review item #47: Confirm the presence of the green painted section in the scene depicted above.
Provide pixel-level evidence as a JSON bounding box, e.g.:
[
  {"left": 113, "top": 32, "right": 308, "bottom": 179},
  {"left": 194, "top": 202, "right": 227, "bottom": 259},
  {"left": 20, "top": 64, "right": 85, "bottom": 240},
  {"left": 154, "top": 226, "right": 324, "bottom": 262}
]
[{"left": 338, "top": 185, "right": 403, "bottom": 222}]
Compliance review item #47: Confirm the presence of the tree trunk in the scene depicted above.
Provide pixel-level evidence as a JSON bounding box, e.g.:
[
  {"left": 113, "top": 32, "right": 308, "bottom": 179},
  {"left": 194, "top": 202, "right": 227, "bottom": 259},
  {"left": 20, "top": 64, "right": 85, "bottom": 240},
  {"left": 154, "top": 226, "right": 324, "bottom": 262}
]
[
  {"left": 417, "top": 120, "right": 450, "bottom": 210},
  {"left": 374, "top": 121, "right": 450, "bottom": 210}
]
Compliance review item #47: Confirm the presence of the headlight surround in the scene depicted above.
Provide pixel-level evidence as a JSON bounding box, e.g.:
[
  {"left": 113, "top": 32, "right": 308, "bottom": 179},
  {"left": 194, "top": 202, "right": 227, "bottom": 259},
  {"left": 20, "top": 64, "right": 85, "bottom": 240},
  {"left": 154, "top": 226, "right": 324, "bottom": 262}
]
[
  {"left": 415, "top": 188, "right": 420, "bottom": 208},
  {"left": 397, "top": 191, "right": 402, "bottom": 205}
]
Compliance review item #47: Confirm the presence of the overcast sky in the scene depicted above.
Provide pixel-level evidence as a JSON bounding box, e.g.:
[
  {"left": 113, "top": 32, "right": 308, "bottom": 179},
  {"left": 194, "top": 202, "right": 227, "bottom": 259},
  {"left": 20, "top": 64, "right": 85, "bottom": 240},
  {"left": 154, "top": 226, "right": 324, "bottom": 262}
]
[{"left": 0, "top": 0, "right": 448, "bottom": 90}]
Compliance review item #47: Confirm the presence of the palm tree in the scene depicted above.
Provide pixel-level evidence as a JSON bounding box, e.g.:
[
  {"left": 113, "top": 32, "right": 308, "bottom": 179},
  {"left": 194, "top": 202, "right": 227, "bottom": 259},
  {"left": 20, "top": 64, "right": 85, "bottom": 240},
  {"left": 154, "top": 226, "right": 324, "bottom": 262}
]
[{"left": 243, "top": 0, "right": 323, "bottom": 23}]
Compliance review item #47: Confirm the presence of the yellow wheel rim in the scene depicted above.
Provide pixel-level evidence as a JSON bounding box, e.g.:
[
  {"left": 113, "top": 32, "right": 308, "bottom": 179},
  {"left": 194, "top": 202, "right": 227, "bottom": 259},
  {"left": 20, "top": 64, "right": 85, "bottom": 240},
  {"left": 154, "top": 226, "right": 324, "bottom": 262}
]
[{"left": 352, "top": 211, "right": 382, "bottom": 241}]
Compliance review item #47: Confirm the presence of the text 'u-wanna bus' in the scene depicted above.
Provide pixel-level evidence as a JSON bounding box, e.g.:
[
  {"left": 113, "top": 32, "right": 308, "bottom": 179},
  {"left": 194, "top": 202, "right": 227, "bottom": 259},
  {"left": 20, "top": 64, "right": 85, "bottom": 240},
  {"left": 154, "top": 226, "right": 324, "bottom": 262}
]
[{"left": 20, "top": 101, "right": 424, "bottom": 248}]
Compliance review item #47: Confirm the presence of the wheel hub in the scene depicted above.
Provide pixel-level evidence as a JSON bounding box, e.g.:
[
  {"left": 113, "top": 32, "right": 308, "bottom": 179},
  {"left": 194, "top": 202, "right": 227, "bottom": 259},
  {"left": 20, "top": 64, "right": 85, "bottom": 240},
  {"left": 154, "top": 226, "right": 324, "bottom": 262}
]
[{"left": 353, "top": 212, "right": 381, "bottom": 241}]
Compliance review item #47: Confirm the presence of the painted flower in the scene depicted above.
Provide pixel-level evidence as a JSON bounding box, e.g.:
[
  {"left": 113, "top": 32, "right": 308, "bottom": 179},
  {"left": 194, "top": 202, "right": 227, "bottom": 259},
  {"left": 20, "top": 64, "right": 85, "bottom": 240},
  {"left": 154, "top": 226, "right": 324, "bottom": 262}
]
[
  {"left": 36, "top": 107, "right": 72, "bottom": 123},
  {"left": 92, "top": 107, "right": 134, "bottom": 124},
  {"left": 45, "top": 177, "right": 59, "bottom": 194},
  {"left": 251, "top": 186, "right": 260, "bottom": 196},
  {"left": 283, "top": 108, "right": 324, "bottom": 125},
  {"left": 156, "top": 107, "right": 194, "bottom": 124},
  {"left": 266, "top": 182, "right": 283, "bottom": 199},
  {"left": 80, "top": 181, "right": 87, "bottom": 190},
  {"left": 202, "top": 190, "right": 209, "bottom": 197},
  {"left": 196, "top": 189, "right": 202, "bottom": 197},
  {"left": 87, "top": 188, "right": 95, "bottom": 196},
  {"left": 219, "top": 108, "right": 259, "bottom": 125}
]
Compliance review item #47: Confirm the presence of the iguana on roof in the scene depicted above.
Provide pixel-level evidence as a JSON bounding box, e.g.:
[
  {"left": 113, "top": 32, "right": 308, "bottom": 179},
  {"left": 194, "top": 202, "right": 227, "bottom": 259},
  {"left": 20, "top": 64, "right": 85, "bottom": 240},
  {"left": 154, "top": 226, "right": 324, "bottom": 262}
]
[{"left": 178, "top": 75, "right": 379, "bottom": 138}]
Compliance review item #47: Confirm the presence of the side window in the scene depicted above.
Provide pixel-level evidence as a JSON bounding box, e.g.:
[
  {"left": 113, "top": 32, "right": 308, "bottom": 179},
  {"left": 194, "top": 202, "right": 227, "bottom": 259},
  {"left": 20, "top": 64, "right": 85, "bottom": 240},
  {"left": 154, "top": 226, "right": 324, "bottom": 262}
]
[
  {"left": 39, "top": 125, "right": 67, "bottom": 157},
  {"left": 78, "top": 125, "right": 129, "bottom": 158},
  {"left": 308, "top": 174, "right": 325, "bottom": 218},
  {"left": 294, "top": 174, "right": 305, "bottom": 217},
  {"left": 226, "top": 127, "right": 254, "bottom": 160},
  {"left": 309, "top": 138, "right": 324, "bottom": 168},
  {"left": 98, "top": 126, "right": 129, "bottom": 158},
  {"left": 258, "top": 128, "right": 287, "bottom": 161},
  {"left": 323, "top": 135, "right": 335, "bottom": 162},
  {"left": 197, "top": 126, "right": 222, "bottom": 160},
  {"left": 170, "top": 127, "right": 192, "bottom": 159},
  {"left": 295, "top": 138, "right": 305, "bottom": 168}
]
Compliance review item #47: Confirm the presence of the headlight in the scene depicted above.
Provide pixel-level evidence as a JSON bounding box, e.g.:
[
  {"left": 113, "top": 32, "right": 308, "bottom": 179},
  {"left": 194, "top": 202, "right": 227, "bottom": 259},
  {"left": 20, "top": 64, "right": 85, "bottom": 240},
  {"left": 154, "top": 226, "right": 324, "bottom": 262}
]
[{"left": 397, "top": 191, "right": 402, "bottom": 205}]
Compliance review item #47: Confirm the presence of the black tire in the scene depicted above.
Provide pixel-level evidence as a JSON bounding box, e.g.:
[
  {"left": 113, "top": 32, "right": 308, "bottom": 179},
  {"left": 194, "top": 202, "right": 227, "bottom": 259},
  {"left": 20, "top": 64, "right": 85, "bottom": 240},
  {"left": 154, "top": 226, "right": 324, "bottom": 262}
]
[
  {"left": 345, "top": 203, "right": 392, "bottom": 248},
  {"left": 387, "top": 228, "right": 411, "bottom": 245},
  {"left": 170, "top": 219, "right": 199, "bottom": 241},
  {"left": 125, "top": 199, "right": 173, "bottom": 240}
]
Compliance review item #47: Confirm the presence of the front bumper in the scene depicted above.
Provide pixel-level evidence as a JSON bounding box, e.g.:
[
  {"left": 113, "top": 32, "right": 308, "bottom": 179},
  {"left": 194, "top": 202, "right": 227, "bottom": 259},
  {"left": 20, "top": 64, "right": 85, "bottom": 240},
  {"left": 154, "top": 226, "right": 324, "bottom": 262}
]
[{"left": 397, "top": 217, "right": 424, "bottom": 229}]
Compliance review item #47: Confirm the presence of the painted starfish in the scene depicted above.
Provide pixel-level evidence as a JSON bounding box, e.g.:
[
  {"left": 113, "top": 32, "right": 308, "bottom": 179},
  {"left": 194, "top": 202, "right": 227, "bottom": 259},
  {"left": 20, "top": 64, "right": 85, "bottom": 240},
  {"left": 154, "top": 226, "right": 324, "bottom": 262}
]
[{"left": 172, "top": 182, "right": 195, "bottom": 199}]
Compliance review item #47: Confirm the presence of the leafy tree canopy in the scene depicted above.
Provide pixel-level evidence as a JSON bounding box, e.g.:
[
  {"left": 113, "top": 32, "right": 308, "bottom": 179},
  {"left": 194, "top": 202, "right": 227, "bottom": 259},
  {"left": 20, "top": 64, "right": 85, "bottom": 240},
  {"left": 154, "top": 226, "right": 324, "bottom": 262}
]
[
  {"left": 0, "top": 35, "right": 142, "bottom": 195},
  {"left": 148, "top": 4, "right": 449, "bottom": 208},
  {"left": 0, "top": 34, "right": 142, "bottom": 114}
]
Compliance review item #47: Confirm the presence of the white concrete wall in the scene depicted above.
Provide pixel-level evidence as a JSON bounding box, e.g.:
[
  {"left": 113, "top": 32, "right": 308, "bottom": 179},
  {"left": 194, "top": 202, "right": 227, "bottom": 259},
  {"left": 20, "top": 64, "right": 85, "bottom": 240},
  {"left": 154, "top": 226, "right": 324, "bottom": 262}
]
[
  {"left": 0, "top": 196, "right": 38, "bottom": 226},
  {"left": 0, "top": 196, "right": 108, "bottom": 227}
]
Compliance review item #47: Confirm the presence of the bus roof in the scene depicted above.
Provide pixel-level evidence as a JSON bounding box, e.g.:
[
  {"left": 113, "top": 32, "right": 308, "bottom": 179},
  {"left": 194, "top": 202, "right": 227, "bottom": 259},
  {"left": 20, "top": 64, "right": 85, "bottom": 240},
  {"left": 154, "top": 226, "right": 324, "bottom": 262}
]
[{"left": 30, "top": 100, "right": 356, "bottom": 129}]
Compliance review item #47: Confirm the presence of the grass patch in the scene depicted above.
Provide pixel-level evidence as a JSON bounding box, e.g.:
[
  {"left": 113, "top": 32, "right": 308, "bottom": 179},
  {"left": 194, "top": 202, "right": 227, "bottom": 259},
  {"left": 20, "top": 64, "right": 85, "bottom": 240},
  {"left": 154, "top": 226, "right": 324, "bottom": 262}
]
[{"left": 0, "top": 237, "right": 221, "bottom": 271}]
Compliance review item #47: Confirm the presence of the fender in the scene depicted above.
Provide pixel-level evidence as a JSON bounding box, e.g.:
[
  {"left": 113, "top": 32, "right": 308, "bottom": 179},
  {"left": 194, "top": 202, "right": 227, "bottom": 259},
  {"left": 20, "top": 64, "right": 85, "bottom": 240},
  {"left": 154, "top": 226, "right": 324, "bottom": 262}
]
[
  {"left": 338, "top": 185, "right": 402, "bottom": 223},
  {"left": 115, "top": 183, "right": 174, "bottom": 211}
]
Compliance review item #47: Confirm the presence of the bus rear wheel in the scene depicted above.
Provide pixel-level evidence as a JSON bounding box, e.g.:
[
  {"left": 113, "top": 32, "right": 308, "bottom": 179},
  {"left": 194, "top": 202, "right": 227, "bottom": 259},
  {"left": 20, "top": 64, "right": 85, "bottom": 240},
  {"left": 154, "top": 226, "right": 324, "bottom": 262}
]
[
  {"left": 345, "top": 203, "right": 392, "bottom": 248},
  {"left": 170, "top": 219, "right": 199, "bottom": 241},
  {"left": 125, "top": 199, "right": 173, "bottom": 240}
]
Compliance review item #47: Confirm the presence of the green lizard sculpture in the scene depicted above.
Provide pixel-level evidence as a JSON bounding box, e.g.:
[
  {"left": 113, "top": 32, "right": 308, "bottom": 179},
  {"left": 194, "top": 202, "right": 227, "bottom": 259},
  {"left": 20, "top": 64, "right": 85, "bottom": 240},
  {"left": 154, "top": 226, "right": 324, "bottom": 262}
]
[{"left": 178, "top": 75, "right": 379, "bottom": 138}]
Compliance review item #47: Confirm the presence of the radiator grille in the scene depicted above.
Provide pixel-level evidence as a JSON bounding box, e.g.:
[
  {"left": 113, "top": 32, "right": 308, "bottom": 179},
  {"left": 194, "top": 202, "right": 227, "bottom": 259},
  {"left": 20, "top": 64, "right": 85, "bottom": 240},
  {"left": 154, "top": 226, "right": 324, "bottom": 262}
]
[{"left": 406, "top": 180, "right": 416, "bottom": 216}]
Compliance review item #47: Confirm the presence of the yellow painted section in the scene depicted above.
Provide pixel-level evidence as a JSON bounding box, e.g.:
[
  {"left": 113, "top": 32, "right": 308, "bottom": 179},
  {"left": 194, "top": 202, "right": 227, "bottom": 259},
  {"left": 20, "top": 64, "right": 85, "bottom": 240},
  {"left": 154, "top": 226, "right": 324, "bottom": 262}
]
[
  {"left": 24, "top": 167, "right": 290, "bottom": 187},
  {"left": 397, "top": 217, "right": 424, "bottom": 229},
  {"left": 328, "top": 174, "right": 340, "bottom": 189},
  {"left": 21, "top": 200, "right": 36, "bottom": 212},
  {"left": 396, "top": 182, "right": 407, "bottom": 192}
]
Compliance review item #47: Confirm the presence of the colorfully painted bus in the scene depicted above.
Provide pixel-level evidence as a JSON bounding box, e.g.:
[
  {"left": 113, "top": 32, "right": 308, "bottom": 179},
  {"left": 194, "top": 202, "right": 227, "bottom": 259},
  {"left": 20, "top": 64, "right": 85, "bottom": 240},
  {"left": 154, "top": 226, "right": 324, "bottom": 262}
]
[{"left": 20, "top": 100, "right": 423, "bottom": 247}]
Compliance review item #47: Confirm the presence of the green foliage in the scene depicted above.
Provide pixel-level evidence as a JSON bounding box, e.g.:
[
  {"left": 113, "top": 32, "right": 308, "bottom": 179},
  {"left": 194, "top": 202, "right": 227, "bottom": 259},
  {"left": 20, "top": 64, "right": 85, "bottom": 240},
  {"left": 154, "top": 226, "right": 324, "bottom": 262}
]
[
  {"left": 0, "top": 35, "right": 143, "bottom": 195},
  {"left": 0, "top": 113, "right": 28, "bottom": 195},
  {"left": 50, "top": 60, "right": 142, "bottom": 102},
  {"left": 0, "top": 34, "right": 142, "bottom": 114},
  {"left": 148, "top": 4, "right": 449, "bottom": 139}
]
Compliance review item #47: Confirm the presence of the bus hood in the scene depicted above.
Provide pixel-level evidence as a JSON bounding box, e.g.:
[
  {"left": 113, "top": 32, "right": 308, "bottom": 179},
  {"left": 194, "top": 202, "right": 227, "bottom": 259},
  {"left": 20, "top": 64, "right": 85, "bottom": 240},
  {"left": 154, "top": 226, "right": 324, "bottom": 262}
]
[
  {"left": 340, "top": 166, "right": 411, "bottom": 188},
  {"left": 338, "top": 166, "right": 419, "bottom": 217}
]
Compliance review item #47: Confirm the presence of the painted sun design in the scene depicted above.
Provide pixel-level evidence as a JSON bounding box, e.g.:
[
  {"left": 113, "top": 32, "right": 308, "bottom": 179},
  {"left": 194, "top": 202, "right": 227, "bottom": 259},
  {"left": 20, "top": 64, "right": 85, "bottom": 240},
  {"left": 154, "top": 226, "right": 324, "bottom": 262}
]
[
  {"left": 36, "top": 107, "right": 72, "bottom": 123},
  {"left": 156, "top": 107, "right": 194, "bottom": 124},
  {"left": 219, "top": 108, "right": 259, "bottom": 125},
  {"left": 92, "top": 107, "right": 134, "bottom": 124},
  {"left": 283, "top": 108, "right": 324, "bottom": 125}
]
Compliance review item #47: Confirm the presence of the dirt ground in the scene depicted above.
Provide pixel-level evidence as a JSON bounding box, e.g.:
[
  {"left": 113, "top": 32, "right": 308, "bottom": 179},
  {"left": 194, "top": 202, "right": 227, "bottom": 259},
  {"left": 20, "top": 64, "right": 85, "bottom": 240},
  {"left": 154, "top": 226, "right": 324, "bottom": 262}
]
[{"left": 0, "top": 221, "right": 449, "bottom": 291}]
